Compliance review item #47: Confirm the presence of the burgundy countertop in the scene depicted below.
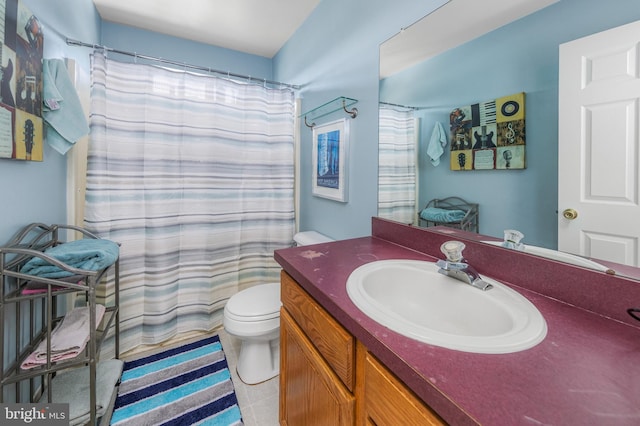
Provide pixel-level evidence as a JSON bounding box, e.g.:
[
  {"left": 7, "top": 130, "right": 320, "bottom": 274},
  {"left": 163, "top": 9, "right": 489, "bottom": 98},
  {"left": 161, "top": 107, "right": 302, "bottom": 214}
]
[{"left": 274, "top": 219, "right": 640, "bottom": 425}]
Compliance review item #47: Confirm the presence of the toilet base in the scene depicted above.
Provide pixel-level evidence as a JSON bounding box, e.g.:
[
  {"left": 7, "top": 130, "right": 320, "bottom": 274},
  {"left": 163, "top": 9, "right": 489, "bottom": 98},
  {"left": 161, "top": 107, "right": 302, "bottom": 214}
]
[{"left": 236, "top": 337, "right": 280, "bottom": 385}]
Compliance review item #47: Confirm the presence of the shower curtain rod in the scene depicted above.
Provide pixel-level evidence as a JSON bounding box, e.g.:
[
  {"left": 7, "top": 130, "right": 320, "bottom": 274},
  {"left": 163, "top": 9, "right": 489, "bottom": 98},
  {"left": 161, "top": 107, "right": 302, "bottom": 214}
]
[
  {"left": 379, "top": 101, "right": 423, "bottom": 110},
  {"left": 65, "top": 38, "right": 301, "bottom": 90}
]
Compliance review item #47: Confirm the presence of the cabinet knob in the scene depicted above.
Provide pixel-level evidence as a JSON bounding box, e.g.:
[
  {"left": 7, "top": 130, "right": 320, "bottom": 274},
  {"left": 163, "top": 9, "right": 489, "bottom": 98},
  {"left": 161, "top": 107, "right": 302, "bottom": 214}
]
[{"left": 562, "top": 208, "right": 578, "bottom": 220}]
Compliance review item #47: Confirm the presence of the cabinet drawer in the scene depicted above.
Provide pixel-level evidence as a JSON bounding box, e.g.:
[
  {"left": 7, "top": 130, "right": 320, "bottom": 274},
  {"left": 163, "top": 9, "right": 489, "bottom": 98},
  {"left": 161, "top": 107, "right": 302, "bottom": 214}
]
[
  {"left": 281, "top": 271, "right": 355, "bottom": 391},
  {"left": 364, "top": 352, "right": 444, "bottom": 426}
]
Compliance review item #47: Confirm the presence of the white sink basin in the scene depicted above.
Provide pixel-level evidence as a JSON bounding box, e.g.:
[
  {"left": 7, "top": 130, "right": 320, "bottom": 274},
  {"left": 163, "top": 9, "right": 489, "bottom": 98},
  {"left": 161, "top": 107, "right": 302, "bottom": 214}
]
[{"left": 346, "top": 259, "right": 547, "bottom": 354}]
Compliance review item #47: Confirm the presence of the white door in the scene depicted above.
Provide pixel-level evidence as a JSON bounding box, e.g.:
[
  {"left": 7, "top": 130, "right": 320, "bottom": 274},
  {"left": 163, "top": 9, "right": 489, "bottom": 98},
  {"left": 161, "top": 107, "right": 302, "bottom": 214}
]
[{"left": 558, "top": 20, "right": 640, "bottom": 267}]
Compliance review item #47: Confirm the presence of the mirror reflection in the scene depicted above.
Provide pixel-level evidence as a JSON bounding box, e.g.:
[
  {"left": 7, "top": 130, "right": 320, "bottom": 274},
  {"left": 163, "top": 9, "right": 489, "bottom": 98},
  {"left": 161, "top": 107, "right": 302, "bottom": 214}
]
[{"left": 378, "top": 0, "right": 640, "bottom": 279}]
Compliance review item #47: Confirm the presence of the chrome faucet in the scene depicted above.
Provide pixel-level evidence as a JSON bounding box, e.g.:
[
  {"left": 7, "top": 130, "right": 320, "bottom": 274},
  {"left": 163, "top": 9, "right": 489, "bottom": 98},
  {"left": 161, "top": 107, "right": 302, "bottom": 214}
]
[{"left": 436, "top": 241, "right": 493, "bottom": 291}]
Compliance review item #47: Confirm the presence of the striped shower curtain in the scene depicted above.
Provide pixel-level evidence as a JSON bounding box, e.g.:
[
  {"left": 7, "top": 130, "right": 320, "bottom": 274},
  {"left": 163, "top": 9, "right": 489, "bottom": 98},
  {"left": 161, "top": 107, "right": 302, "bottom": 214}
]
[
  {"left": 86, "top": 52, "right": 295, "bottom": 354},
  {"left": 378, "top": 105, "right": 419, "bottom": 225}
]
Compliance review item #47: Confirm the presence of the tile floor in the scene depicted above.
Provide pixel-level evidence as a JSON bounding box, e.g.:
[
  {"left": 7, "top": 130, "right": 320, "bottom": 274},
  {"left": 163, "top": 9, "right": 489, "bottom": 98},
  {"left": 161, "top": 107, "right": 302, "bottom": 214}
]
[
  {"left": 217, "top": 328, "right": 280, "bottom": 426},
  {"left": 120, "top": 327, "right": 280, "bottom": 426}
]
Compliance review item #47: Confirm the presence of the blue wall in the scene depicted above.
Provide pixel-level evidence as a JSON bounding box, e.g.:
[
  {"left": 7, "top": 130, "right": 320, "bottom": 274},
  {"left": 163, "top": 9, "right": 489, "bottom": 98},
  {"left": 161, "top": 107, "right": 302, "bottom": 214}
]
[
  {"left": 274, "top": 0, "right": 447, "bottom": 240},
  {"left": 6, "top": 0, "right": 640, "bottom": 248},
  {"left": 0, "top": 0, "right": 101, "bottom": 245},
  {"left": 0, "top": 0, "right": 102, "bottom": 392},
  {"left": 380, "top": 0, "right": 640, "bottom": 248},
  {"left": 0, "top": 0, "right": 274, "bottom": 246},
  {"left": 100, "top": 21, "right": 272, "bottom": 80},
  {"left": 5, "top": 0, "right": 449, "bottom": 246}
]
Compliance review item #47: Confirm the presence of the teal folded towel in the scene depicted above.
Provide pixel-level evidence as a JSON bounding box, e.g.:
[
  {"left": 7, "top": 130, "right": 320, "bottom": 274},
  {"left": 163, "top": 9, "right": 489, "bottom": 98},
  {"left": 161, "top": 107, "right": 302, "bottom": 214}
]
[
  {"left": 21, "top": 239, "right": 119, "bottom": 278},
  {"left": 420, "top": 207, "right": 467, "bottom": 223}
]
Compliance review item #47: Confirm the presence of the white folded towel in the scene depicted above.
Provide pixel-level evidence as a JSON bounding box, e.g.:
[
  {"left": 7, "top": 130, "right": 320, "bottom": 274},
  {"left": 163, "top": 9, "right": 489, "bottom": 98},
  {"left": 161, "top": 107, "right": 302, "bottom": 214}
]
[
  {"left": 38, "top": 359, "right": 124, "bottom": 426},
  {"left": 426, "top": 121, "right": 448, "bottom": 166},
  {"left": 21, "top": 305, "right": 106, "bottom": 369}
]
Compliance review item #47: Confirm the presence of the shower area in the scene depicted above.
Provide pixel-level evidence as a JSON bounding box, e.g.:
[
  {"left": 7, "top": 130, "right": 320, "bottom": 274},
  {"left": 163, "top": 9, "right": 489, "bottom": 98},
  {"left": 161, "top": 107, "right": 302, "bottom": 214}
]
[
  {"left": 377, "top": 104, "right": 420, "bottom": 226},
  {"left": 72, "top": 49, "right": 297, "bottom": 355}
]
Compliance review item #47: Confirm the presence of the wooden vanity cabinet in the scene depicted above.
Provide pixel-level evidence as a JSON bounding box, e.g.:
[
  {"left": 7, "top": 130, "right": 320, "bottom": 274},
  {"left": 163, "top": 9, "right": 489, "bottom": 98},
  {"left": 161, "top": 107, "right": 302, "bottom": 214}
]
[
  {"left": 280, "top": 271, "right": 445, "bottom": 426},
  {"left": 280, "top": 310, "right": 355, "bottom": 425},
  {"left": 280, "top": 271, "right": 355, "bottom": 425},
  {"left": 362, "top": 351, "right": 445, "bottom": 425}
]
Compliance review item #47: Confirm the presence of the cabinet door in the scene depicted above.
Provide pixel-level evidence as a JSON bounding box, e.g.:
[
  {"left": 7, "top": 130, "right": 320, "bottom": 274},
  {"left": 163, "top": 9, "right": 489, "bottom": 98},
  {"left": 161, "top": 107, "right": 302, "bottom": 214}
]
[
  {"left": 280, "top": 271, "right": 355, "bottom": 391},
  {"left": 363, "top": 352, "right": 444, "bottom": 426},
  {"left": 280, "top": 309, "right": 355, "bottom": 426}
]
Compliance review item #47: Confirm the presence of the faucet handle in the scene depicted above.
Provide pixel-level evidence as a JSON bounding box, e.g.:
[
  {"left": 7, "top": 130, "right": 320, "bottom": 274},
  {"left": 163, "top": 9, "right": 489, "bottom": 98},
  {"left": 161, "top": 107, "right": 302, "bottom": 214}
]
[
  {"left": 502, "top": 229, "right": 525, "bottom": 250},
  {"left": 440, "top": 241, "right": 466, "bottom": 262}
]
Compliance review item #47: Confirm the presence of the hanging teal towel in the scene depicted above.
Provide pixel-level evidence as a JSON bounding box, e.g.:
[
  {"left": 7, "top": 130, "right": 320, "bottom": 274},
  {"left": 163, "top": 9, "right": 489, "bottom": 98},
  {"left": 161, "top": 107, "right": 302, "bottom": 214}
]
[
  {"left": 42, "top": 58, "right": 90, "bottom": 155},
  {"left": 420, "top": 207, "right": 467, "bottom": 223},
  {"left": 20, "top": 239, "right": 119, "bottom": 278},
  {"left": 426, "top": 121, "right": 448, "bottom": 166}
]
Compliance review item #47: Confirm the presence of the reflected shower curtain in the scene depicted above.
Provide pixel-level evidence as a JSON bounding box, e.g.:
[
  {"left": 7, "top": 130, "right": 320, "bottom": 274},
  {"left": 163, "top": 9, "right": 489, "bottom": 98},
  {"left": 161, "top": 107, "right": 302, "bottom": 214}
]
[
  {"left": 86, "top": 52, "right": 295, "bottom": 354},
  {"left": 378, "top": 106, "right": 419, "bottom": 225}
]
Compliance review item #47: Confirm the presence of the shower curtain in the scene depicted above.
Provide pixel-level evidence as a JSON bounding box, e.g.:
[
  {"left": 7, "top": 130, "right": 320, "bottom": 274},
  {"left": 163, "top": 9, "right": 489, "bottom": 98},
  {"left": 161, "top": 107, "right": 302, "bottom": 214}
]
[
  {"left": 86, "top": 52, "right": 295, "bottom": 354},
  {"left": 377, "top": 105, "right": 419, "bottom": 225}
]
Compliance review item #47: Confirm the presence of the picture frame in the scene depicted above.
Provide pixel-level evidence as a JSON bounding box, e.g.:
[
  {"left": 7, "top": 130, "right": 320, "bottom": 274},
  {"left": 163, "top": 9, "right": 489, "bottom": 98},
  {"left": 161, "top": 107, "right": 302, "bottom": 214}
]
[
  {"left": 312, "top": 118, "right": 349, "bottom": 202},
  {"left": 0, "top": 1, "right": 44, "bottom": 161},
  {"left": 449, "top": 92, "right": 526, "bottom": 171}
]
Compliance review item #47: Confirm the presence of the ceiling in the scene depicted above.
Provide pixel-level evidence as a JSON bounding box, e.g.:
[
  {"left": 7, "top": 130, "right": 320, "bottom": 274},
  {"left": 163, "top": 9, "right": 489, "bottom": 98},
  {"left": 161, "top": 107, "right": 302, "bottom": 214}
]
[
  {"left": 92, "top": 0, "right": 558, "bottom": 75},
  {"left": 380, "top": 0, "right": 560, "bottom": 78},
  {"left": 92, "top": 0, "right": 321, "bottom": 58}
]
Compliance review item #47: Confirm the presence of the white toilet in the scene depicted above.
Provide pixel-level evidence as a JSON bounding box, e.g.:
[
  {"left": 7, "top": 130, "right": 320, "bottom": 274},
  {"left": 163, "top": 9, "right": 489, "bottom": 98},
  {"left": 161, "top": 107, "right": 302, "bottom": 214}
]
[{"left": 223, "top": 231, "right": 333, "bottom": 384}]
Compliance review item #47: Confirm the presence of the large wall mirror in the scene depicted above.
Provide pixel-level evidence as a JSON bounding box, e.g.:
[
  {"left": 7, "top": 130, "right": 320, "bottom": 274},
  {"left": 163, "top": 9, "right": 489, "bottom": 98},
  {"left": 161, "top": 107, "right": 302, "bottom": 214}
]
[{"left": 378, "top": 0, "right": 640, "bottom": 280}]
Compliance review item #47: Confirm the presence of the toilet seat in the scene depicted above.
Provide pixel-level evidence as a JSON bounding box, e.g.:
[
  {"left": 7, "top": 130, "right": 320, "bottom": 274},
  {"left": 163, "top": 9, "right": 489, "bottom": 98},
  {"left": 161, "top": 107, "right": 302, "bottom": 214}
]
[{"left": 225, "top": 282, "right": 281, "bottom": 322}]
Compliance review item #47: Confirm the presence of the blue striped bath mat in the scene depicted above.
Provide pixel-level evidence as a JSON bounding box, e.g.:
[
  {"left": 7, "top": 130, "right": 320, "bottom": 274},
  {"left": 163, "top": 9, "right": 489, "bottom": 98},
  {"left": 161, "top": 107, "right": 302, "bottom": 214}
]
[{"left": 110, "top": 335, "right": 243, "bottom": 426}]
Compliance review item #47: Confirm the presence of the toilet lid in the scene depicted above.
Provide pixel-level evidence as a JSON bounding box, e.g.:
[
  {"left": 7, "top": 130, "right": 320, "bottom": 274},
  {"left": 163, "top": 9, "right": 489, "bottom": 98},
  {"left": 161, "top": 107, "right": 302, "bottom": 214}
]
[
  {"left": 293, "top": 231, "right": 334, "bottom": 246},
  {"left": 225, "top": 282, "right": 281, "bottom": 321}
]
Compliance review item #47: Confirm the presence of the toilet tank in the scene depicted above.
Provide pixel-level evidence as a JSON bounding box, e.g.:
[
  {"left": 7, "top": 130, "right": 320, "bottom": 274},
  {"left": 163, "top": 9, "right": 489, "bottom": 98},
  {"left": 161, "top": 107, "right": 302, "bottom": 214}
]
[{"left": 293, "top": 231, "right": 334, "bottom": 246}]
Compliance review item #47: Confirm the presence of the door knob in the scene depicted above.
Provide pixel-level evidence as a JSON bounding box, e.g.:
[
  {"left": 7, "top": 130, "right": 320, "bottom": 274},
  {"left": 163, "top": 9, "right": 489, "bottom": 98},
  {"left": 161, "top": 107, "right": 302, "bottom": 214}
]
[{"left": 562, "top": 208, "right": 578, "bottom": 220}]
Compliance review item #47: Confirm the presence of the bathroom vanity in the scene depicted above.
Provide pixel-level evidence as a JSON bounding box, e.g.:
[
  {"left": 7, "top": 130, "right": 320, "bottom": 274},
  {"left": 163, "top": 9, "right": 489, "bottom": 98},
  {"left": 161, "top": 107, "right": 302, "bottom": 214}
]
[
  {"left": 279, "top": 270, "right": 443, "bottom": 425},
  {"left": 275, "top": 218, "right": 640, "bottom": 425}
]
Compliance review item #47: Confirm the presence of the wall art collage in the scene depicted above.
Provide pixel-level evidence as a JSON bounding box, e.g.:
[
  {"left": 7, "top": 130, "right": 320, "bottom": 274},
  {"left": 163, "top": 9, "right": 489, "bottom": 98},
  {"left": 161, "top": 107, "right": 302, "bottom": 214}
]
[
  {"left": 0, "top": 0, "right": 43, "bottom": 161},
  {"left": 449, "top": 92, "right": 526, "bottom": 171}
]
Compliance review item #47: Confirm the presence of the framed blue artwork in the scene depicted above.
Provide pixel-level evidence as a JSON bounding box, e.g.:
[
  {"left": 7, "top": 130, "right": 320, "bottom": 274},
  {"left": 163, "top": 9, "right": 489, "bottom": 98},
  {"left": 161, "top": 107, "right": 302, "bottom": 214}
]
[{"left": 312, "top": 118, "right": 349, "bottom": 202}]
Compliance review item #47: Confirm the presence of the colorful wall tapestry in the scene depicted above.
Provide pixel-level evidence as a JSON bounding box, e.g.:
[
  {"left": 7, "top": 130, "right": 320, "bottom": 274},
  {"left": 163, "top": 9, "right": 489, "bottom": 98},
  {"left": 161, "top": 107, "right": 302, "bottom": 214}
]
[
  {"left": 449, "top": 92, "right": 525, "bottom": 170},
  {"left": 0, "top": 0, "right": 43, "bottom": 161}
]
